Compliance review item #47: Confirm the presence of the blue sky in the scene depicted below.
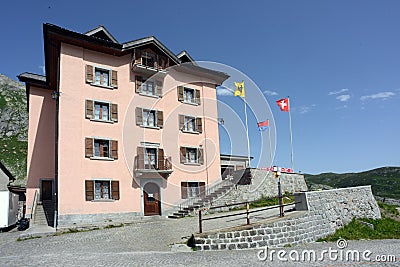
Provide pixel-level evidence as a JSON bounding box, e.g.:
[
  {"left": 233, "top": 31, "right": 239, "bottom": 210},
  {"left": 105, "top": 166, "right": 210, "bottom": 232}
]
[{"left": 1, "top": 1, "right": 399, "bottom": 174}]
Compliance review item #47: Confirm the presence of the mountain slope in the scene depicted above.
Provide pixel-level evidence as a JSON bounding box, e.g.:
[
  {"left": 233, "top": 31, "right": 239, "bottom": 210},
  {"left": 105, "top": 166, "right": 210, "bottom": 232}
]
[
  {"left": 304, "top": 167, "right": 400, "bottom": 199},
  {"left": 0, "top": 74, "right": 28, "bottom": 186}
]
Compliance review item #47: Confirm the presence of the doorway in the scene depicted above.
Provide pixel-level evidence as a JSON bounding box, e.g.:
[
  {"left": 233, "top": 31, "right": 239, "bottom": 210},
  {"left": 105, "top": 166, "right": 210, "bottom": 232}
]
[
  {"left": 41, "top": 180, "right": 53, "bottom": 201},
  {"left": 143, "top": 182, "right": 161, "bottom": 216}
]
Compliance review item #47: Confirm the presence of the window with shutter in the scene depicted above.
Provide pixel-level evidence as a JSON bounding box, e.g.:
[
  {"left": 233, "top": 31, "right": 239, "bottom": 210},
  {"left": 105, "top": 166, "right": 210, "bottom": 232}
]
[
  {"left": 111, "top": 104, "right": 118, "bottom": 122},
  {"left": 111, "top": 70, "right": 118, "bottom": 88},
  {"left": 85, "top": 180, "right": 94, "bottom": 201},
  {"left": 111, "top": 140, "right": 118, "bottom": 160},
  {"left": 158, "top": 148, "right": 164, "bottom": 170},
  {"left": 198, "top": 148, "right": 204, "bottom": 165},
  {"left": 196, "top": 117, "right": 203, "bottom": 133},
  {"left": 86, "top": 65, "right": 94, "bottom": 83},
  {"left": 180, "top": 147, "right": 186, "bottom": 163},
  {"left": 137, "top": 147, "right": 145, "bottom": 169},
  {"left": 135, "top": 76, "right": 143, "bottom": 93},
  {"left": 85, "top": 100, "right": 94, "bottom": 119},
  {"left": 111, "top": 181, "right": 120, "bottom": 200},
  {"left": 181, "top": 182, "right": 188, "bottom": 199},
  {"left": 195, "top": 89, "right": 201, "bottom": 105},
  {"left": 85, "top": 138, "right": 94, "bottom": 158},
  {"left": 157, "top": 111, "right": 163, "bottom": 128},
  {"left": 177, "top": 86, "right": 184, "bottom": 102},
  {"left": 178, "top": 115, "right": 184, "bottom": 131},
  {"left": 136, "top": 107, "right": 143, "bottom": 126}
]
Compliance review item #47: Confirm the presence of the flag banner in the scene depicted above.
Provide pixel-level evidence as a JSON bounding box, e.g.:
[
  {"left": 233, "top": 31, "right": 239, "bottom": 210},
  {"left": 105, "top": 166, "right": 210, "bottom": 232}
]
[
  {"left": 276, "top": 98, "right": 289, "bottom": 112},
  {"left": 257, "top": 120, "right": 269, "bottom": 131},
  {"left": 234, "top": 81, "right": 245, "bottom": 98}
]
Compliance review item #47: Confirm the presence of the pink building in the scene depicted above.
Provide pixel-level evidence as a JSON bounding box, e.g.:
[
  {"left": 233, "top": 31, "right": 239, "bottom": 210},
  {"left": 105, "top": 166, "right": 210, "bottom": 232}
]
[{"left": 18, "top": 24, "right": 229, "bottom": 228}]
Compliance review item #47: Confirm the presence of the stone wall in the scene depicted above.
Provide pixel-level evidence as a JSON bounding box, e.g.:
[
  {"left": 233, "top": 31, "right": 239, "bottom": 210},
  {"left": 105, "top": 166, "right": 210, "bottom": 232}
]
[
  {"left": 212, "top": 169, "right": 308, "bottom": 207},
  {"left": 57, "top": 212, "right": 142, "bottom": 228},
  {"left": 194, "top": 185, "right": 381, "bottom": 251}
]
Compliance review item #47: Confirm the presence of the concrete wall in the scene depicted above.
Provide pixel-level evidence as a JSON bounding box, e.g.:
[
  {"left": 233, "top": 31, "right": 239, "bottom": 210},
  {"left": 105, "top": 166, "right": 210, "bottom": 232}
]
[
  {"left": 212, "top": 170, "right": 308, "bottom": 206},
  {"left": 194, "top": 186, "right": 381, "bottom": 251}
]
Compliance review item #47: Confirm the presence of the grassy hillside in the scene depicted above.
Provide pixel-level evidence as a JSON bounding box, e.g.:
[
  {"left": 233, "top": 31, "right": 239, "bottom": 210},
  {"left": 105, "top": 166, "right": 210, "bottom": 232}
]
[
  {"left": 0, "top": 74, "right": 28, "bottom": 186},
  {"left": 305, "top": 167, "right": 400, "bottom": 199}
]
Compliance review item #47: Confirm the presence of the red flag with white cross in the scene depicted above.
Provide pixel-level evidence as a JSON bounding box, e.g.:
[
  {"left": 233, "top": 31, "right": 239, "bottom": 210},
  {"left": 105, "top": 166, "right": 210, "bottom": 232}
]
[{"left": 276, "top": 98, "right": 289, "bottom": 112}]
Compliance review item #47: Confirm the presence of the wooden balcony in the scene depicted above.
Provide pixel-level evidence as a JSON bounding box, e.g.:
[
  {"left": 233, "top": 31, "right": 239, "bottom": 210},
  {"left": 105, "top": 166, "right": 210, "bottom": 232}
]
[
  {"left": 132, "top": 50, "right": 169, "bottom": 75},
  {"left": 134, "top": 155, "right": 173, "bottom": 178}
]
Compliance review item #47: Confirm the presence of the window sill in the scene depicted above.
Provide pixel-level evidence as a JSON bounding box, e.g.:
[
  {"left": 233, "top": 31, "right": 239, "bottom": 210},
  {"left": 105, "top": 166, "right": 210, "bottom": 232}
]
[
  {"left": 138, "top": 93, "right": 161, "bottom": 99},
  {"left": 91, "top": 199, "right": 115, "bottom": 202},
  {"left": 140, "top": 125, "right": 161, "bottom": 130},
  {"left": 181, "top": 101, "right": 199, "bottom": 106},
  {"left": 183, "top": 162, "right": 202, "bottom": 166},
  {"left": 90, "top": 119, "right": 115, "bottom": 124},
  {"left": 90, "top": 157, "right": 115, "bottom": 161},
  {"left": 181, "top": 130, "right": 200, "bottom": 135},
  {"left": 89, "top": 83, "right": 115, "bottom": 90}
]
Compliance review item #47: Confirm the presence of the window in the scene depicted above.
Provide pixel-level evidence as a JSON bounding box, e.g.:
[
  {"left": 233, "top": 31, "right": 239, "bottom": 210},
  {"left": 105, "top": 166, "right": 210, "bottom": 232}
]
[
  {"left": 136, "top": 146, "right": 167, "bottom": 170},
  {"left": 85, "top": 65, "right": 118, "bottom": 88},
  {"left": 135, "top": 107, "right": 163, "bottom": 128},
  {"left": 85, "top": 100, "right": 118, "bottom": 122},
  {"left": 135, "top": 76, "right": 163, "bottom": 97},
  {"left": 94, "top": 139, "right": 109, "bottom": 158},
  {"left": 142, "top": 109, "right": 156, "bottom": 127},
  {"left": 180, "top": 147, "right": 204, "bottom": 165},
  {"left": 177, "top": 86, "right": 200, "bottom": 105},
  {"left": 144, "top": 147, "right": 157, "bottom": 169},
  {"left": 179, "top": 115, "right": 203, "bottom": 133},
  {"left": 85, "top": 180, "right": 120, "bottom": 201},
  {"left": 85, "top": 138, "right": 118, "bottom": 160},
  {"left": 181, "top": 181, "right": 206, "bottom": 199}
]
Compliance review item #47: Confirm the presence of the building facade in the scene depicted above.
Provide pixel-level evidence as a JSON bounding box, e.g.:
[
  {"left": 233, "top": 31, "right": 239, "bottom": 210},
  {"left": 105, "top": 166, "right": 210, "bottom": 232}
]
[{"left": 19, "top": 24, "right": 229, "bottom": 227}]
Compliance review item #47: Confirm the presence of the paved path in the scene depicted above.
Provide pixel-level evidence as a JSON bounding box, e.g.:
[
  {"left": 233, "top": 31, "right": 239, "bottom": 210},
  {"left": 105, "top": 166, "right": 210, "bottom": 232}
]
[{"left": 0, "top": 206, "right": 399, "bottom": 266}]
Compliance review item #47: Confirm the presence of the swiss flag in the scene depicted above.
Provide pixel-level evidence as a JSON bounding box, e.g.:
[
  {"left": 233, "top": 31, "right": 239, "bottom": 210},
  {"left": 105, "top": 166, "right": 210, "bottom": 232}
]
[{"left": 276, "top": 98, "right": 289, "bottom": 112}]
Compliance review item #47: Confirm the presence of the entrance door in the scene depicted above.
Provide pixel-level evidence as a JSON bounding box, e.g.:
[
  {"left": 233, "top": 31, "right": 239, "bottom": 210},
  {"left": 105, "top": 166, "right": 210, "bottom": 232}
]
[
  {"left": 41, "top": 180, "right": 53, "bottom": 201},
  {"left": 143, "top": 183, "right": 161, "bottom": 216}
]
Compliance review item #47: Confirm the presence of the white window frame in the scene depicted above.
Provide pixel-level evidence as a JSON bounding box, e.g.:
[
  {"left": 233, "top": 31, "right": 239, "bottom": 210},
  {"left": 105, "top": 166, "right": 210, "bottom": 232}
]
[
  {"left": 185, "top": 147, "right": 199, "bottom": 164},
  {"left": 183, "top": 87, "right": 196, "bottom": 104},
  {"left": 93, "top": 100, "right": 111, "bottom": 122},
  {"left": 93, "top": 138, "right": 112, "bottom": 159},
  {"left": 142, "top": 109, "right": 158, "bottom": 128},
  {"left": 183, "top": 115, "right": 197, "bottom": 133},
  {"left": 93, "top": 179, "right": 112, "bottom": 200},
  {"left": 93, "top": 67, "right": 111, "bottom": 87}
]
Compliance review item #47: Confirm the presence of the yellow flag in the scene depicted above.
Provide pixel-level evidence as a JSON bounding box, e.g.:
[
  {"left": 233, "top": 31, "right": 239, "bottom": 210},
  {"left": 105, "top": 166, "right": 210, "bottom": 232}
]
[{"left": 234, "top": 81, "right": 245, "bottom": 98}]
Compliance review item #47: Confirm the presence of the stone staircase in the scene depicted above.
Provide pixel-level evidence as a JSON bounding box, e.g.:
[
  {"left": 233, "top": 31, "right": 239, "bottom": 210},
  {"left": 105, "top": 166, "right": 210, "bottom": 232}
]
[
  {"left": 168, "top": 169, "right": 247, "bottom": 219},
  {"left": 33, "top": 200, "right": 55, "bottom": 227}
]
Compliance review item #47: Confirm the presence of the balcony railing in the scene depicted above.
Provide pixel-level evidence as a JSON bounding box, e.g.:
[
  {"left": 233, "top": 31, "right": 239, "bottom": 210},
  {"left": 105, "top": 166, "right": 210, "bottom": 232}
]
[
  {"left": 132, "top": 50, "right": 169, "bottom": 75},
  {"left": 134, "top": 156, "right": 173, "bottom": 178}
]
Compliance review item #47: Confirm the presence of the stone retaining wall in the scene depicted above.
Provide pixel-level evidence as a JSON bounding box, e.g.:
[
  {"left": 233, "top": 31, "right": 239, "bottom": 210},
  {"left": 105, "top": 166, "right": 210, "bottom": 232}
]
[
  {"left": 194, "top": 185, "right": 381, "bottom": 251},
  {"left": 57, "top": 212, "right": 142, "bottom": 228},
  {"left": 212, "top": 170, "right": 308, "bottom": 207}
]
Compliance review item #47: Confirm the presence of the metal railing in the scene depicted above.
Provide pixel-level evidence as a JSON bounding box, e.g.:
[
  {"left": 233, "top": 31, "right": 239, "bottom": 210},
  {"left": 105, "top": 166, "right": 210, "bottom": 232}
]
[
  {"left": 134, "top": 156, "right": 172, "bottom": 171},
  {"left": 31, "top": 190, "right": 39, "bottom": 221},
  {"left": 198, "top": 195, "right": 299, "bottom": 233}
]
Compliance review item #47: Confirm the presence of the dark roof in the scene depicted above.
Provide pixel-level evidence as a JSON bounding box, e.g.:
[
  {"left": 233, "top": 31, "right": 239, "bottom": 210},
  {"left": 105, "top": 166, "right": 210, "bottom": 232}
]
[
  {"left": 122, "top": 36, "right": 180, "bottom": 64},
  {"left": 177, "top": 50, "right": 195, "bottom": 63},
  {"left": 17, "top": 72, "right": 49, "bottom": 89},
  {"left": 84, "top": 25, "right": 119, "bottom": 43},
  {"left": 0, "top": 161, "right": 15, "bottom": 182},
  {"left": 19, "top": 23, "right": 230, "bottom": 91}
]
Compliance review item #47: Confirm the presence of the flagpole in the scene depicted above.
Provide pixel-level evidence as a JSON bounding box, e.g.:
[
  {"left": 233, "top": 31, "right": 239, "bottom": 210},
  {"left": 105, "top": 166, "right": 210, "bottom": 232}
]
[
  {"left": 288, "top": 97, "right": 294, "bottom": 172},
  {"left": 268, "top": 119, "right": 273, "bottom": 165},
  {"left": 243, "top": 94, "right": 251, "bottom": 166}
]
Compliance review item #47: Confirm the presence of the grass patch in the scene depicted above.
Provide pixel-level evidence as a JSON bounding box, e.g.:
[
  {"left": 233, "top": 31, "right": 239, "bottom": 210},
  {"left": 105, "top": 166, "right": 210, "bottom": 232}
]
[
  {"left": 229, "top": 194, "right": 295, "bottom": 211},
  {"left": 378, "top": 201, "right": 399, "bottom": 216},
  {"left": 104, "top": 223, "right": 124, "bottom": 229},
  {"left": 318, "top": 217, "right": 400, "bottom": 242},
  {"left": 17, "top": 236, "right": 41, "bottom": 241},
  {"left": 0, "top": 93, "right": 7, "bottom": 109}
]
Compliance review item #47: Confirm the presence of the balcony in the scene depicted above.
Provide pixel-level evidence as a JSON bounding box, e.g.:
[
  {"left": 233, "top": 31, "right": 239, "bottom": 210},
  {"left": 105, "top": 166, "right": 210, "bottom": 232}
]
[
  {"left": 132, "top": 50, "right": 169, "bottom": 76},
  {"left": 134, "top": 155, "right": 173, "bottom": 178}
]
